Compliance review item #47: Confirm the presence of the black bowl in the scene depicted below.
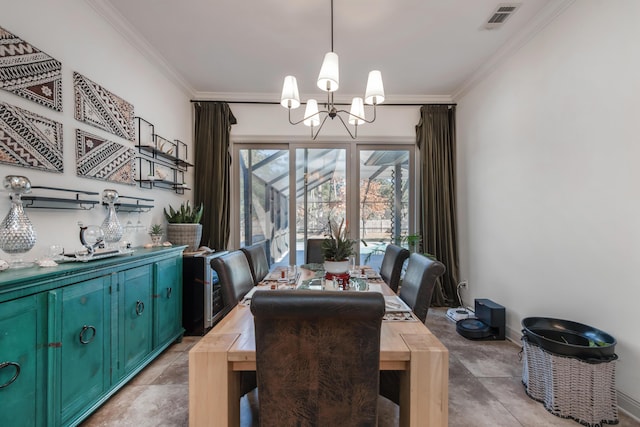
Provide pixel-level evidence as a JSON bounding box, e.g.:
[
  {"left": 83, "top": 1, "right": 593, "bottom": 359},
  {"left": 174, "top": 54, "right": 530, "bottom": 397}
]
[{"left": 522, "top": 317, "right": 616, "bottom": 360}]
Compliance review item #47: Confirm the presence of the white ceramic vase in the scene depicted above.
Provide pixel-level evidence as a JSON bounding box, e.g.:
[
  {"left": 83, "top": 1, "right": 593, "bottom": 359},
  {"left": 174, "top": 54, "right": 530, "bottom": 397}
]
[{"left": 323, "top": 260, "right": 350, "bottom": 274}]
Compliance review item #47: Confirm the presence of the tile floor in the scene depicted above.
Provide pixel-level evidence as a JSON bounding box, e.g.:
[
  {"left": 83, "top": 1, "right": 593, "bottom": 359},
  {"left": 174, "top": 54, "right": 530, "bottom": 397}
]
[{"left": 82, "top": 308, "right": 640, "bottom": 426}]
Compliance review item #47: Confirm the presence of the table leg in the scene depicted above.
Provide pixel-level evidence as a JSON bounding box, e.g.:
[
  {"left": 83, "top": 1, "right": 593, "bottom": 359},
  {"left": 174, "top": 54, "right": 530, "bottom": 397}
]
[
  {"left": 399, "top": 334, "right": 449, "bottom": 427},
  {"left": 189, "top": 333, "right": 241, "bottom": 427}
]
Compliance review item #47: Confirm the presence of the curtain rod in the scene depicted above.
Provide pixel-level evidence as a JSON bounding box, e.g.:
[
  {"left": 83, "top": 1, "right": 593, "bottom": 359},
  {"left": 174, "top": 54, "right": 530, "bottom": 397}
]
[{"left": 190, "top": 100, "right": 456, "bottom": 107}]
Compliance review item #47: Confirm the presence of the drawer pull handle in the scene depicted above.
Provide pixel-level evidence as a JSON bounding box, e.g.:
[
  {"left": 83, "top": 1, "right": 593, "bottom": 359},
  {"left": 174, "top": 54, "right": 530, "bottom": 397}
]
[
  {"left": 167, "top": 287, "right": 173, "bottom": 299},
  {"left": 135, "top": 300, "right": 145, "bottom": 316},
  {"left": 79, "top": 325, "right": 96, "bottom": 345},
  {"left": 0, "top": 362, "right": 21, "bottom": 389}
]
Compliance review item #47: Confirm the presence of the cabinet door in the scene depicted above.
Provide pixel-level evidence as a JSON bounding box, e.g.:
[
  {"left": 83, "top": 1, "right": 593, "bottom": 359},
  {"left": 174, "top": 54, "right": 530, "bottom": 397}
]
[
  {"left": 52, "top": 276, "right": 110, "bottom": 425},
  {"left": 119, "top": 265, "right": 153, "bottom": 375},
  {"left": 0, "top": 294, "right": 46, "bottom": 427},
  {"left": 154, "top": 256, "right": 183, "bottom": 346}
]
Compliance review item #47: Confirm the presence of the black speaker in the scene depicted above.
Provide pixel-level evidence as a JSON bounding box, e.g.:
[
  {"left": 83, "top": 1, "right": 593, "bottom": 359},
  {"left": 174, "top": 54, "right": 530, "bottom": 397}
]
[{"left": 456, "top": 298, "right": 505, "bottom": 340}]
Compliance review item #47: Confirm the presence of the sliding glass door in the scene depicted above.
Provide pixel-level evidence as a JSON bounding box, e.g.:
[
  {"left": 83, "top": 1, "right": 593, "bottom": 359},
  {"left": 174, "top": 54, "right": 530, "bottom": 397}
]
[
  {"left": 238, "top": 148, "right": 290, "bottom": 265},
  {"left": 235, "top": 143, "right": 413, "bottom": 269},
  {"left": 357, "top": 148, "right": 412, "bottom": 270},
  {"left": 295, "top": 148, "right": 347, "bottom": 265}
]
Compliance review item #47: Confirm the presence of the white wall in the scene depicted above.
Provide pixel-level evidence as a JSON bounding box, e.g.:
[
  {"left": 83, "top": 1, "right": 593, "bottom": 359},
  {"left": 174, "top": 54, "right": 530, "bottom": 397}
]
[
  {"left": 0, "top": 0, "right": 192, "bottom": 258},
  {"left": 230, "top": 103, "right": 420, "bottom": 142},
  {"left": 457, "top": 0, "right": 640, "bottom": 409}
]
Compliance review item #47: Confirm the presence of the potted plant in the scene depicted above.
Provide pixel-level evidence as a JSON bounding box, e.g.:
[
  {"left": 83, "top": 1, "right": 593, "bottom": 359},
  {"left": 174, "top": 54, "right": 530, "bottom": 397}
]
[
  {"left": 148, "top": 224, "right": 164, "bottom": 246},
  {"left": 164, "top": 201, "right": 204, "bottom": 252},
  {"left": 321, "top": 217, "right": 356, "bottom": 275},
  {"left": 404, "top": 234, "right": 421, "bottom": 254}
]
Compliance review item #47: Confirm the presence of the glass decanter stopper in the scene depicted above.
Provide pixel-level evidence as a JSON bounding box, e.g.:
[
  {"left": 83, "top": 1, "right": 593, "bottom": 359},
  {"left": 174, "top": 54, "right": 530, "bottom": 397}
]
[
  {"left": 0, "top": 176, "right": 37, "bottom": 268},
  {"left": 101, "top": 189, "right": 123, "bottom": 249}
]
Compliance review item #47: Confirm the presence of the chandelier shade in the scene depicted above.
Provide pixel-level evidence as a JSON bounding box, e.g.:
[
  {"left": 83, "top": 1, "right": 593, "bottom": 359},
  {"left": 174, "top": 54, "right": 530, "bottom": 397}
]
[
  {"left": 280, "top": 0, "right": 384, "bottom": 140},
  {"left": 303, "top": 99, "right": 320, "bottom": 127},
  {"left": 280, "top": 75, "right": 300, "bottom": 109},
  {"left": 349, "top": 97, "right": 365, "bottom": 126},
  {"left": 317, "top": 52, "right": 340, "bottom": 92},
  {"left": 365, "top": 70, "right": 385, "bottom": 105}
]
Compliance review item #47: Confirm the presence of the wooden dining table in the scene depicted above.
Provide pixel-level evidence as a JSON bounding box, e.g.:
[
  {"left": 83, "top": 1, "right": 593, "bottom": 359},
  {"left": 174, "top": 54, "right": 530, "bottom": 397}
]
[{"left": 188, "top": 266, "right": 448, "bottom": 426}]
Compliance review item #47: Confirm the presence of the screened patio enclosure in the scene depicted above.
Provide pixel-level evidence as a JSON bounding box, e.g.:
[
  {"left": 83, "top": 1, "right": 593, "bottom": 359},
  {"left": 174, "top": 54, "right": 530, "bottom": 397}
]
[{"left": 238, "top": 146, "right": 412, "bottom": 270}]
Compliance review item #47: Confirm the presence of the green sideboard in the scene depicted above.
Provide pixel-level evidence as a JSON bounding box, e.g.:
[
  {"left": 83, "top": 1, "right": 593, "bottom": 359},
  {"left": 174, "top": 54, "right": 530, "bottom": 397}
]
[{"left": 0, "top": 246, "right": 186, "bottom": 427}]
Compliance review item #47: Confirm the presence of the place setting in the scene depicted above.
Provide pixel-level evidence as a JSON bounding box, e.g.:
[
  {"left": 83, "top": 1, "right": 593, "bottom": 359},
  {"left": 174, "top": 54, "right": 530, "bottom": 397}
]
[
  {"left": 242, "top": 263, "right": 417, "bottom": 322},
  {"left": 383, "top": 296, "right": 418, "bottom": 321}
]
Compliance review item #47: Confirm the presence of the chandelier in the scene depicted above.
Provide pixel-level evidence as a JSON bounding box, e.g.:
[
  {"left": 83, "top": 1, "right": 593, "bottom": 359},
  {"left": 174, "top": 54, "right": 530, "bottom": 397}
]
[{"left": 280, "top": 0, "right": 385, "bottom": 140}]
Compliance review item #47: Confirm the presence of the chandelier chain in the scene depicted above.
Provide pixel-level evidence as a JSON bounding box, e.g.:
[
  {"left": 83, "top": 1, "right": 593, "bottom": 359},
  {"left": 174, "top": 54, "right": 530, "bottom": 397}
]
[
  {"left": 280, "top": 0, "right": 385, "bottom": 139},
  {"left": 330, "top": 0, "right": 334, "bottom": 52}
]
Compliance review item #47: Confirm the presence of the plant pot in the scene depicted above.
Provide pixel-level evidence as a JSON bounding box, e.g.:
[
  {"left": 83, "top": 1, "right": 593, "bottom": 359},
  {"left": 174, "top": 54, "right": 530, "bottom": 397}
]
[
  {"left": 150, "top": 235, "right": 163, "bottom": 246},
  {"left": 166, "top": 223, "right": 202, "bottom": 252},
  {"left": 323, "top": 260, "right": 349, "bottom": 274}
]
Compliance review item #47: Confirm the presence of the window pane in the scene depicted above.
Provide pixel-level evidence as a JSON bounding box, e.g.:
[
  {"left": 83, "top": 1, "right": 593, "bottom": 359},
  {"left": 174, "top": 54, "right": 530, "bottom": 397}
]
[
  {"left": 238, "top": 149, "right": 290, "bottom": 265},
  {"left": 296, "top": 148, "right": 347, "bottom": 264},
  {"left": 359, "top": 149, "right": 410, "bottom": 270},
  {"left": 235, "top": 144, "right": 412, "bottom": 270}
]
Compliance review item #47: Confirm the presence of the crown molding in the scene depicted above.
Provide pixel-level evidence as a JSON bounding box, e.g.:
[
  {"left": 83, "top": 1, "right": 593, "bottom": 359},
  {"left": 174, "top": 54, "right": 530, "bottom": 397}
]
[
  {"left": 192, "top": 91, "right": 282, "bottom": 103},
  {"left": 452, "top": 0, "right": 576, "bottom": 101},
  {"left": 192, "top": 91, "right": 453, "bottom": 105},
  {"left": 231, "top": 134, "right": 416, "bottom": 144},
  {"left": 85, "top": 0, "right": 195, "bottom": 98}
]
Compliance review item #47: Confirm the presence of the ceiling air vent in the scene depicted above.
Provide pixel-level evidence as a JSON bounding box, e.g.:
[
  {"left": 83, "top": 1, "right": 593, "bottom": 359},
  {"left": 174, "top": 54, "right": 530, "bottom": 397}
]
[{"left": 485, "top": 3, "right": 521, "bottom": 29}]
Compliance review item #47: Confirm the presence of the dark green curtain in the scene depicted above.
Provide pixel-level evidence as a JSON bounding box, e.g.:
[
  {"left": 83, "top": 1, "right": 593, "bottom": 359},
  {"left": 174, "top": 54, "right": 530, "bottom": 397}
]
[
  {"left": 193, "top": 101, "right": 236, "bottom": 250},
  {"left": 416, "top": 105, "right": 460, "bottom": 306}
]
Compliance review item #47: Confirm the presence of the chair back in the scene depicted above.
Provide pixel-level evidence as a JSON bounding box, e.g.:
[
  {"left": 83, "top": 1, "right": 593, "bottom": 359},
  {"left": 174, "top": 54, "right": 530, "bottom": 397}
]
[
  {"left": 399, "top": 253, "right": 446, "bottom": 323},
  {"left": 251, "top": 291, "right": 385, "bottom": 427},
  {"left": 305, "top": 238, "right": 327, "bottom": 264},
  {"left": 240, "top": 243, "right": 270, "bottom": 285},
  {"left": 211, "top": 250, "right": 254, "bottom": 308},
  {"left": 379, "top": 244, "right": 410, "bottom": 293}
]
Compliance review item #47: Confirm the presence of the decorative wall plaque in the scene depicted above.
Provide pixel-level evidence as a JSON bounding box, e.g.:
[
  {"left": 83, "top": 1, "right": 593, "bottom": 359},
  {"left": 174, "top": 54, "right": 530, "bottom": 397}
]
[
  {"left": 0, "top": 101, "right": 63, "bottom": 172},
  {"left": 76, "top": 129, "right": 135, "bottom": 185},
  {"left": 0, "top": 26, "right": 63, "bottom": 111},
  {"left": 74, "top": 72, "right": 135, "bottom": 141}
]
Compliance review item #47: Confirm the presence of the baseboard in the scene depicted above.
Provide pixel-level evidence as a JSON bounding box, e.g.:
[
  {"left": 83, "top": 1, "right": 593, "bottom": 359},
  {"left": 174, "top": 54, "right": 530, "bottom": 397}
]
[
  {"left": 506, "top": 324, "right": 521, "bottom": 345},
  {"left": 507, "top": 325, "right": 640, "bottom": 422},
  {"left": 618, "top": 391, "right": 640, "bottom": 422}
]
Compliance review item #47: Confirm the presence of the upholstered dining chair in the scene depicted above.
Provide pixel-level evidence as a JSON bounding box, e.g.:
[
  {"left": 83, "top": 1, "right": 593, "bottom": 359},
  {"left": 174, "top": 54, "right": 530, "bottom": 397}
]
[
  {"left": 398, "top": 253, "right": 446, "bottom": 323},
  {"left": 250, "top": 290, "right": 385, "bottom": 427},
  {"left": 210, "top": 250, "right": 255, "bottom": 308},
  {"left": 380, "top": 252, "right": 446, "bottom": 405},
  {"left": 379, "top": 244, "right": 410, "bottom": 293},
  {"left": 240, "top": 243, "right": 270, "bottom": 285},
  {"left": 305, "top": 237, "right": 327, "bottom": 264}
]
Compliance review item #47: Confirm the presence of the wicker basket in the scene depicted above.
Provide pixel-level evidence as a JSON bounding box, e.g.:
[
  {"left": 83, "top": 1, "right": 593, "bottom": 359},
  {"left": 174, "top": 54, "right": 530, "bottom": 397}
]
[
  {"left": 166, "top": 223, "right": 202, "bottom": 252},
  {"left": 522, "top": 337, "right": 618, "bottom": 427}
]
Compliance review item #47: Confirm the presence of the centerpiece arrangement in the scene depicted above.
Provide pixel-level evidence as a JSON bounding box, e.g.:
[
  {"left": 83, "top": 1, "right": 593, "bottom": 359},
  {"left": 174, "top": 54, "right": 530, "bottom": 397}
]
[{"left": 322, "top": 217, "right": 356, "bottom": 281}]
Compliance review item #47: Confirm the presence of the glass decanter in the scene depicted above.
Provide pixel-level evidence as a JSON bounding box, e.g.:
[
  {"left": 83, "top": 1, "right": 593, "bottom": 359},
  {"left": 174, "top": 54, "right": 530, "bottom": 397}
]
[
  {"left": 0, "top": 176, "right": 37, "bottom": 268},
  {"left": 101, "top": 189, "right": 123, "bottom": 249}
]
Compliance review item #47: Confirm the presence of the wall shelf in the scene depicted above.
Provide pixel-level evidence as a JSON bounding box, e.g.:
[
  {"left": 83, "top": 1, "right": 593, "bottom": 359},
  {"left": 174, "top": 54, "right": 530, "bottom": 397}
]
[
  {"left": 102, "top": 195, "right": 155, "bottom": 213},
  {"left": 22, "top": 186, "right": 99, "bottom": 210},
  {"left": 134, "top": 117, "right": 192, "bottom": 194},
  {"left": 136, "top": 140, "right": 193, "bottom": 170}
]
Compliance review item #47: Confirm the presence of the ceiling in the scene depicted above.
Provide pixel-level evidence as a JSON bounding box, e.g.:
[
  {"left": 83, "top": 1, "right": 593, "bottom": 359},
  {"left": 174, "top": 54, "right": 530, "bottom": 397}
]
[{"left": 93, "top": 0, "right": 571, "bottom": 103}]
